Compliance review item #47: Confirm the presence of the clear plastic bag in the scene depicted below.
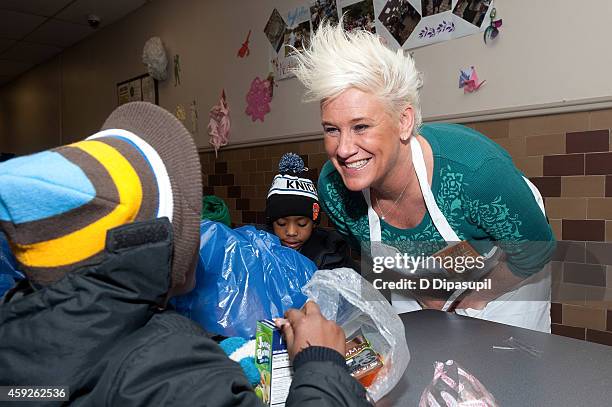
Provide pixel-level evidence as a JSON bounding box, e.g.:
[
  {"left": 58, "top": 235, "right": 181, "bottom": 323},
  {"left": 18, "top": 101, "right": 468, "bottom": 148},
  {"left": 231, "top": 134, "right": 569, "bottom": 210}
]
[
  {"left": 172, "top": 220, "right": 317, "bottom": 338},
  {"left": 302, "top": 267, "right": 410, "bottom": 402},
  {"left": 419, "top": 360, "right": 499, "bottom": 407}
]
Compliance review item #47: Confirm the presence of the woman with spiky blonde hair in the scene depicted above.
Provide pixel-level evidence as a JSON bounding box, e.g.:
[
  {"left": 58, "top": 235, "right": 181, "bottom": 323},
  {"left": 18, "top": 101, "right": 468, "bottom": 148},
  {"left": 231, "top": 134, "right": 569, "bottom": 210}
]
[{"left": 292, "top": 22, "right": 556, "bottom": 332}]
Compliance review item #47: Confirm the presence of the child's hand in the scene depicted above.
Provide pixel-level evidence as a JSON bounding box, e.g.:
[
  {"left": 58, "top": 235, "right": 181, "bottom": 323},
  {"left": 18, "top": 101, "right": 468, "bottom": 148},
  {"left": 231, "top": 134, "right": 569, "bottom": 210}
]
[{"left": 275, "top": 301, "right": 346, "bottom": 360}]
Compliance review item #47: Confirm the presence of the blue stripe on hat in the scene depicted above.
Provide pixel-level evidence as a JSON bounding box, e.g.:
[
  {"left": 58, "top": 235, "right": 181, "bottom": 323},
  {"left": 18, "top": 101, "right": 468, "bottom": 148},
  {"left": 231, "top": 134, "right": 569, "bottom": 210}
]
[{"left": 0, "top": 151, "right": 96, "bottom": 223}]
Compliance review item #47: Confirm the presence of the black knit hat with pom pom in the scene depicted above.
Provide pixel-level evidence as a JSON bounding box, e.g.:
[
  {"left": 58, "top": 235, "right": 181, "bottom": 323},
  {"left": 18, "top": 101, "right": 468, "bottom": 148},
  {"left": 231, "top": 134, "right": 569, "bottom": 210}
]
[{"left": 265, "top": 153, "right": 320, "bottom": 224}]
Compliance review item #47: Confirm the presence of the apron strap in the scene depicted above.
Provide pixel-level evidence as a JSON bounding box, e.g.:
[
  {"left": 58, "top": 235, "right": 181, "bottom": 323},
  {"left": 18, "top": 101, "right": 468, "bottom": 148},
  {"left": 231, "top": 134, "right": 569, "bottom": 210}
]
[{"left": 409, "top": 137, "right": 460, "bottom": 242}]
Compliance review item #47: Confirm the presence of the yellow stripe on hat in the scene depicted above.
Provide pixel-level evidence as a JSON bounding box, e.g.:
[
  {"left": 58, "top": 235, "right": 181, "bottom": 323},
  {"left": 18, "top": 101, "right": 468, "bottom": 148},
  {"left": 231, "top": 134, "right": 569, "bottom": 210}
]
[{"left": 13, "top": 140, "right": 143, "bottom": 267}]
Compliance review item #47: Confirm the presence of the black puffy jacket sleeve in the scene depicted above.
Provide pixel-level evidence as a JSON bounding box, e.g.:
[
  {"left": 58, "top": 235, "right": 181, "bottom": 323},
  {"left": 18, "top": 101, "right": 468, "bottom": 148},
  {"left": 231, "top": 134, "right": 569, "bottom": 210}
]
[{"left": 107, "top": 314, "right": 371, "bottom": 407}]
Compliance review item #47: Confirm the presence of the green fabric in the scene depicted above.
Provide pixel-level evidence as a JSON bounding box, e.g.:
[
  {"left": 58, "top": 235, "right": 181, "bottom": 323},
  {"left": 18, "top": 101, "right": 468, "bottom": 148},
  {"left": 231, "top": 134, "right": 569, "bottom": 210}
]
[
  {"left": 318, "top": 123, "right": 556, "bottom": 278},
  {"left": 201, "top": 195, "right": 231, "bottom": 227}
]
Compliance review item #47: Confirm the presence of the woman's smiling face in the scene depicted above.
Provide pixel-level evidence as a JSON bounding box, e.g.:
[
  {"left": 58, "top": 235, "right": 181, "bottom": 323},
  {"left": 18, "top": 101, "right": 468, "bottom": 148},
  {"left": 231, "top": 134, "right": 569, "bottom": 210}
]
[{"left": 321, "top": 88, "right": 408, "bottom": 192}]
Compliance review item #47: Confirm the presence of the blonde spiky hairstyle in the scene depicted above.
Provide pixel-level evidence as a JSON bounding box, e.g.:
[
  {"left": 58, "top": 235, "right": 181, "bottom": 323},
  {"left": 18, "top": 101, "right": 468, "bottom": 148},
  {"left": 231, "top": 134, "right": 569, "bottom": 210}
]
[{"left": 291, "top": 21, "right": 423, "bottom": 136}]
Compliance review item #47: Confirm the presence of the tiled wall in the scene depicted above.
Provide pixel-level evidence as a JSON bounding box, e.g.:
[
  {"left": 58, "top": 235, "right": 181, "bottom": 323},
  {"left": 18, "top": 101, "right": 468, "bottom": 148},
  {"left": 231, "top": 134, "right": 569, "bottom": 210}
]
[{"left": 199, "top": 108, "right": 612, "bottom": 346}]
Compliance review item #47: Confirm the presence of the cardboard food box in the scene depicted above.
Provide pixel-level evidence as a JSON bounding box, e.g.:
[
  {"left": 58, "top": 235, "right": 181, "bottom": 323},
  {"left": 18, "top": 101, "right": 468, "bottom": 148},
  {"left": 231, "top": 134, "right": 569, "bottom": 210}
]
[{"left": 254, "top": 320, "right": 293, "bottom": 406}]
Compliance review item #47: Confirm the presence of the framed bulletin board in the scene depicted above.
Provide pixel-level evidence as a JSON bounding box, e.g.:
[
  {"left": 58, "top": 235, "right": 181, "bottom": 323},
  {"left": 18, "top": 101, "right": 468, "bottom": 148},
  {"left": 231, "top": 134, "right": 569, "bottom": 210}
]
[{"left": 117, "top": 74, "right": 158, "bottom": 106}]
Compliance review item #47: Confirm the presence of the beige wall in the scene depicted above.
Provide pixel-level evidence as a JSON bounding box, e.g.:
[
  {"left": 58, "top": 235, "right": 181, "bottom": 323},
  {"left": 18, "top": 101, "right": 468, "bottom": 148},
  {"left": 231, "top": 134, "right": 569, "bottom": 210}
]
[
  {"left": 0, "top": 0, "right": 317, "bottom": 153},
  {"left": 0, "top": 57, "right": 61, "bottom": 154}
]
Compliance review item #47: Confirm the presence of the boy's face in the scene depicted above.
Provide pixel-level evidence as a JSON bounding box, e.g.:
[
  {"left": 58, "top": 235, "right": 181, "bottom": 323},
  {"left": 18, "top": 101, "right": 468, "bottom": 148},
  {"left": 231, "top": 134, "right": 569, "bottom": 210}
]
[{"left": 272, "top": 216, "right": 314, "bottom": 250}]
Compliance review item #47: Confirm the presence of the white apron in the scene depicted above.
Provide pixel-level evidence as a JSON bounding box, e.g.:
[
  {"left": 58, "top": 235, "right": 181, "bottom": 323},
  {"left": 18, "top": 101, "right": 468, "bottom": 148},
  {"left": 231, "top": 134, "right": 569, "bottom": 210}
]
[{"left": 363, "top": 136, "right": 551, "bottom": 332}]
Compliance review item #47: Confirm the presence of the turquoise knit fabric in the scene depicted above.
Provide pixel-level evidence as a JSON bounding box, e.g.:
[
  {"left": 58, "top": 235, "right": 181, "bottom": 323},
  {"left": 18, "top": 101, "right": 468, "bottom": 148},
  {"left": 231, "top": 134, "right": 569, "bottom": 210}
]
[{"left": 318, "top": 123, "right": 556, "bottom": 278}]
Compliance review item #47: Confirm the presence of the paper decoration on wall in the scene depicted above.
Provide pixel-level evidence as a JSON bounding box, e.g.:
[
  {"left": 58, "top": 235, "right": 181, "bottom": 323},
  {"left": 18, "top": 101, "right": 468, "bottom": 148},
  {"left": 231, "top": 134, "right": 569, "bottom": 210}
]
[
  {"left": 264, "top": 9, "right": 287, "bottom": 53},
  {"left": 238, "top": 30, "right": 252, "bottom": 58},
  {"left": 266, "top": 72, "right": 277, "bottom": 99},
  {"left": 142, "top": 37, "right": 168, "bottom": 81},
  {"left": 245, "top": 77, "right": 272, "bottom": 122},
  {"left": 310, "top": 0, "right": 339, "bottom": 32},
  {"left": 483, "top": 7, "right": 502, "bottom": 43},
  {"left": 342, "top": 0, "right": 376, "bottom": 33},
  {"left": 265, "top": 5, "right": 311, "bottom": 80},
  {"left": 374, "top": 0, "right": 497, "bottom": 50},
  {"left": 190, "top": 99, "right": 199, "bottom": 136},
  {"left": 459, "top": 66, "right": 485, "bottom": 93},
  {"left": 176, "top": 104, "right": 186, "bottom": 121},
  {"left": 174, "top": 54, "right": 182, "bottom": 86},
  {"left": 208, "top": 90, "right": 231, "bottom": 157}
]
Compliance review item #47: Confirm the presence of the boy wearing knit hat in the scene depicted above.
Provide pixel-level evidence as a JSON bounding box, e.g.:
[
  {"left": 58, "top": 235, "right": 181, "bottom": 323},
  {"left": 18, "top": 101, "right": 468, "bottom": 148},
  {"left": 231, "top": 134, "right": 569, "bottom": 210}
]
[
  {"left": 266, "top": 153, "right": 358, "bottom": 271},
  {"left": 0, "top": 103, "right": 370, "bottom": 406}
]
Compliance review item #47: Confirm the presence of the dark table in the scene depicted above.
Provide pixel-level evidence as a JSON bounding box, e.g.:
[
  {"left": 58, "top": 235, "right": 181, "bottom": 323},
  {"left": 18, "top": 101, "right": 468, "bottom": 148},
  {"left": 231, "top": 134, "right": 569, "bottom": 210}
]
[{"left": 378, "top": 310, "right": 612, "bottom": 406}]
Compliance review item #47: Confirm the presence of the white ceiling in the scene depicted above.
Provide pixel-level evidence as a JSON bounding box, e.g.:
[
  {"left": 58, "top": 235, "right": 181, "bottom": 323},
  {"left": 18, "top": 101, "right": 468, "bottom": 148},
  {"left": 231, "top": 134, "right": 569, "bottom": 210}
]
[{"left": 0, "top": 0, "right": 149, "bottom": 87}]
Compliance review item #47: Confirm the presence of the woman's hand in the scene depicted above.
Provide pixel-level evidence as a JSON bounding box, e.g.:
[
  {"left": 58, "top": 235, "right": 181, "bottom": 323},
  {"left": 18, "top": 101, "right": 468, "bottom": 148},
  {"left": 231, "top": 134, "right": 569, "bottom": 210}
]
[{"left": 275, "top": 301, "right": 346, "bottom": 360}]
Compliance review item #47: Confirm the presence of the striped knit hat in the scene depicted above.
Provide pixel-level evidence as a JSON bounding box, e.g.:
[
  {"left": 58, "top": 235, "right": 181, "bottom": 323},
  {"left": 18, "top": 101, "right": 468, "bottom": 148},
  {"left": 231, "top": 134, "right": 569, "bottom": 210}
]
[
  {"left": 265, "top": 153, "right": 320, "bottom": 224},
  {"left": 0, "top": 102, "right": 202, "bottom": 296}
]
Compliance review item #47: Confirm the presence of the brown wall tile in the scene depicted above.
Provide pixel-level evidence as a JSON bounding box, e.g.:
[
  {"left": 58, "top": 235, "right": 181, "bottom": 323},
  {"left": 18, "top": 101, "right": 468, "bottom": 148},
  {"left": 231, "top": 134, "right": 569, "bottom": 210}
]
[
  {"left": 585, "top": 287, "right": 612, "bottom": 309},
  {"left": 473, "top": 120, "right": 510, "bottom": 139},
  {"left": 249, "top": 172, "right": 264, "bottom": 185},
  {"left": 241, "top": 159, "right": 257, "bottom": 172},
  {"left": 587, "top": 198, "right": 612, "bottom": 219},
  {"left": 543, "top": 154, "right": 584, "bottom": 176},
  {"left": 526, "top": 133, "right": 565, "bottom": 156},
  {"left": 256, "top": 158, "right": 273, "bottom": 172},
  {"left": 227, "top": 186, "right": 241, "bottom": 198},
  {"left": 566, "top": 129, "right": 610, "bottom": 153},
  {"left": 589, "top": 108, "right": 612, "bottom": 130},
  {"left": 236, "top": 199, "right": 250, "bottom": 211},
  {"left": 508, "top": 112, "right": 589, "bottom": 138},
  {"left": 552, "top": 282, "right": 586, "bottom": 305},
  {"left": 235, "top": 172, "right": 250, "bottom": 186},
  {"left": 214, "top": 161, "right": 227, "bottom": 174},
  {"left": 586, "top": 329, "right": 612, "bottom": 346},
  {"left": 299, "top": 140, "right": 323, "bottom": 154},
  {"left": 561, "top": 175, "right": 605, "bottom": 197},
  {"left": 606, "top": 176, "right": 612, "bottom": 197},
  {"left": 495, "top": 137, "right": 526, "bottom": 158},
  {"left": 242, "top": 211, "right": 256, "bottom": 224},
  {"left": 544, "top": 198, "right": 587, "bottom": 219},
  {"left": 585, "top": 152, "right": 612, "bottom": 175},
  {"left": 220, "top": 174, "right": 234, "bottom": 186},
  {"left": 562, "top": 304, "right": 606, "bottom": 330},
  {"left": 563, "top": 263, "right": 606, "bottom": 286},
  {"left": 608, "top": 310, "right": 612, "bottom": 331},
  {"left": 514, "top": 156, "right": 543, "bottom": 177},
  {"left": 552, "top": 240, "right": 586, "bottom": 263},
  {"left": 607, "top": 221, "right": 612, "bottom": 242},
  {"left": 529, "top": 177, "right": 561, "bottom": 197},
  {"left": 562, "top": 219, "right": 605, "bottom": 241},
  {"left": 249, "top": 146, "right": 267, "bottom": 159},
  {"left": 551, "top": 302, "right": 562, "bottom": 324},
  {"left": 551, "top": 323, "right": 585, "bottom": 340},
  {"left": 251, "top": 198, "right": 266, "bottom": 211},
  {"left": 202, "top": 186, "right": 214, "bottom": 195},
  {"left": 585, "top": 242, "right": 612, "bottom": 266}
]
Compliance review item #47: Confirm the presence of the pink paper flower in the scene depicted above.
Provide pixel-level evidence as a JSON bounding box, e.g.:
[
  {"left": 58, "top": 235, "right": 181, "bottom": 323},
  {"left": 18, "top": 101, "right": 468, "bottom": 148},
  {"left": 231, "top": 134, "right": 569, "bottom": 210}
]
[{"left": 245, "top": 77, "right": 272, "bottom": 122}]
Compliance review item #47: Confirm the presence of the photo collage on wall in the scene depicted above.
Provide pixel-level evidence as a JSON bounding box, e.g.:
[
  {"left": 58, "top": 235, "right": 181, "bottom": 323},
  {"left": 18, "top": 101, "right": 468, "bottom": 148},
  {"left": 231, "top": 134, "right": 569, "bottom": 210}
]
[{"left": 265, "top": 0, "right": 494, "bottom": 79}]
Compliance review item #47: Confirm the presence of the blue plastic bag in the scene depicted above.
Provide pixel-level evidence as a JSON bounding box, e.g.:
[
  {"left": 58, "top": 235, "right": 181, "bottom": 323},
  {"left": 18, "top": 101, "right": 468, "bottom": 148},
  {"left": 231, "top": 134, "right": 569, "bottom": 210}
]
[
  {"left": 1, "top": 232, "right": 23, "bottom": 297},
  {"left": 173, "top": 220, "right": 317, "bottom": 338}
]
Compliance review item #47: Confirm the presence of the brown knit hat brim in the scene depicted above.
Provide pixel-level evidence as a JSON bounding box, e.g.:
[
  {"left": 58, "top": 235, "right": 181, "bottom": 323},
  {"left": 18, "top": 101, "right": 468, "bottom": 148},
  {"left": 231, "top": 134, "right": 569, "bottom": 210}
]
[{"left": 101, "top": 102, "right": 202, "bottom": 296}]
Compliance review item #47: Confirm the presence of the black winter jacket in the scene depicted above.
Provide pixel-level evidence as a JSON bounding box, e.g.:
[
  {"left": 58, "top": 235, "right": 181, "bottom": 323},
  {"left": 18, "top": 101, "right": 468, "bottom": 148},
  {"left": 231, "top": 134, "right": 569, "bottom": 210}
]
[
  {"left": 299, "top": 228, "right": 360, "bottom": 273},
  {"left": 0, "top": 219, "right": 370, "bottom": 406}
]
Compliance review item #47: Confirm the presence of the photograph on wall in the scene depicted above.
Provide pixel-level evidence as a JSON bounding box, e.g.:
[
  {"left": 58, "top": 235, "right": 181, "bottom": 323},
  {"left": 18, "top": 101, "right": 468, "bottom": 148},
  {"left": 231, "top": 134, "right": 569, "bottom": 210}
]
[
  {"left": 378, "top": 0, "right": 421, "bottom": 46},
  {"left": 373, "top": 0, "right": 495, "bottom": 50},
  {"left": 117, "top": 74, "right": 158, "bottom": 106},
  {"left": 453, "top": 0, "right": 489, "bottom": 27},
  {"left": 421, "top": 0, "right": 452, "bottom": 17},
  {"left": 341, "top": 0, "right": 377, "bottom": 33},
  {"left": 264, "top": 8, "right": 288, "bottom": 53},
  {"left": 283, "top": 20, "right": 311, "bottom": 56},
  {"left": 269, "top": 5, "right": 312, "bottom": 80},
  {"left": 310, "top": 0, "right": 339, "bottom": 32}
]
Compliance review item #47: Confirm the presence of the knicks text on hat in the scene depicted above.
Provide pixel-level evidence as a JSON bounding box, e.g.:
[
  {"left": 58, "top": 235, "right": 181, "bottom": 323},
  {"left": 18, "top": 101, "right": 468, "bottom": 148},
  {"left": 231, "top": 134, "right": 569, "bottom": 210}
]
[{"left": 267, "top": 174, "right": 318, "bottom": 200}]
